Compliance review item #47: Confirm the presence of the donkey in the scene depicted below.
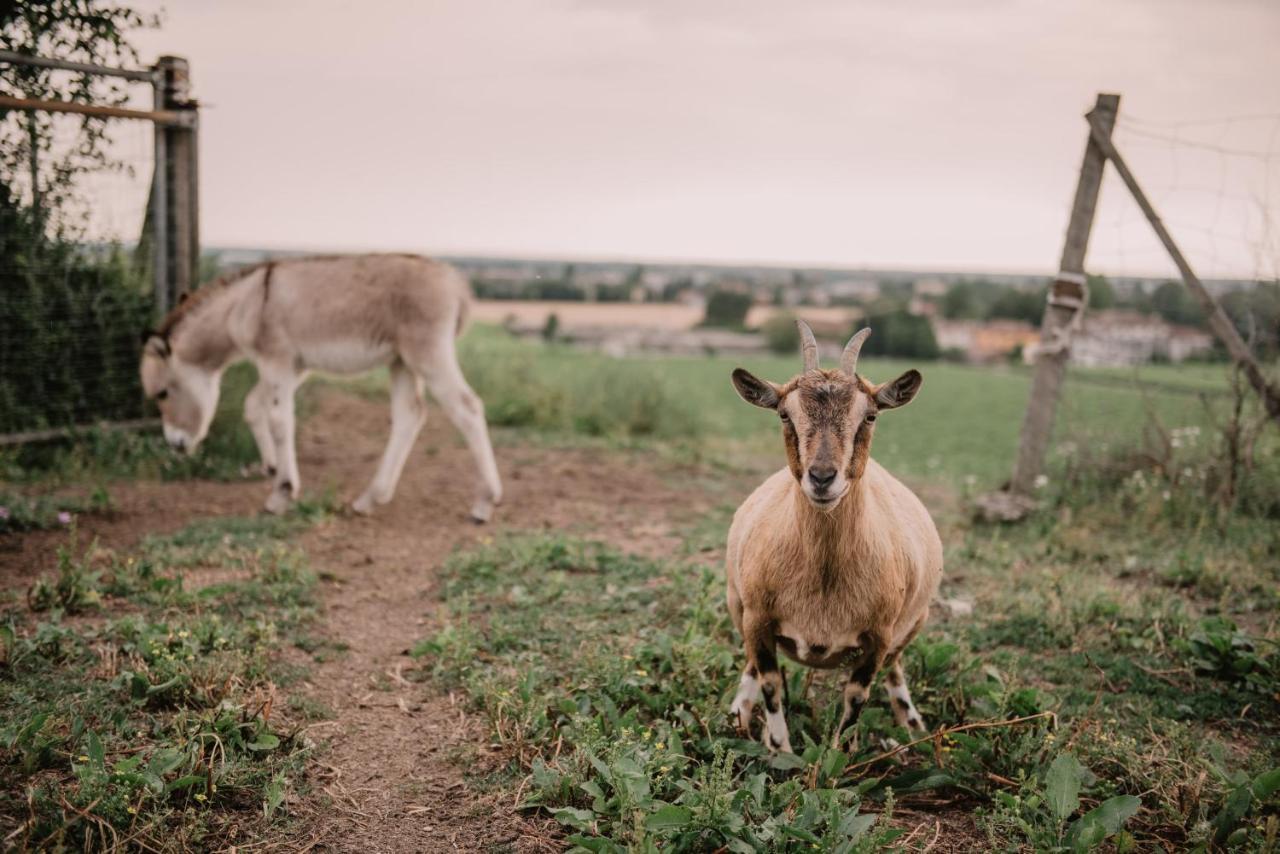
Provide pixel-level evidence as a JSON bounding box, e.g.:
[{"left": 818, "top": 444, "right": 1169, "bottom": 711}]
[
  {"left": 139, "top": 254, "right": 503, "bottom": 521},
  {"left": 724, "top": 322, "right": 943, "bottom": 752}
]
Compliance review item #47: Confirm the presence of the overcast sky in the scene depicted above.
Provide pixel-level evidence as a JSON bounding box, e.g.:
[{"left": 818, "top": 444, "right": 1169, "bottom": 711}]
[{"left": 125, "top": 0, "right": 1280, "bottom": 278}]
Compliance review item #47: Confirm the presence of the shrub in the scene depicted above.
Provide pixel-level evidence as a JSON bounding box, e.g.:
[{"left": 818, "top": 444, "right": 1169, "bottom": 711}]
[
  {"left": 0, "top": 181, "right": 153, "bottom": 434},
  {"left": 761, "top": 312, "right": 801, "bottom": 354},
  {"left": 702, "top": 290, "right": 753, "bottom": 329},
  {"left": 860, "top": 310, "right": 940, "bottom": 359}
]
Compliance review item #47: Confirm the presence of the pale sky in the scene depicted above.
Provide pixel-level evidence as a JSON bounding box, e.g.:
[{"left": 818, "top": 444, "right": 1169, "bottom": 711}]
[{"left": 119, "top": 0, "right": 1280, "bottom": 278}]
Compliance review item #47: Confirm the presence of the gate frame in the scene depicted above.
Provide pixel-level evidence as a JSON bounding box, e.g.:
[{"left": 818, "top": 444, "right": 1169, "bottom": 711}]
[{"left": 0, "top": 49, "right": 200, "bottom": 317}]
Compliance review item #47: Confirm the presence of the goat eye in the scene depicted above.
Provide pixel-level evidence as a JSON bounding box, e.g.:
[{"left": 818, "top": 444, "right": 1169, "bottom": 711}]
[{"left": 156, "top": 389, "right": 169, "bottom": 401}]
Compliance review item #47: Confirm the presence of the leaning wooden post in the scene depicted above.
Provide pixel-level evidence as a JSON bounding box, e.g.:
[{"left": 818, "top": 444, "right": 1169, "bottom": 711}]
[
  {"left": 1008, "top": 93, "right": 1120, "bottom": 495},
  {"left": 1084, "top": 114, "right": 1280, "bottom": 427}
]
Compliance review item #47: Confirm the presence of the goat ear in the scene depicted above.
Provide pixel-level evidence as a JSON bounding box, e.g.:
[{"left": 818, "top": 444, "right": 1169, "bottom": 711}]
[
  {"left": 142, "top": 334, "right": 170, "bottom": 358},
  {"left": 873, "top": 369, "right": 922, "bottom": 410},
  {"left": 732, "top": 368, "right": 780, "bottom": 409}
]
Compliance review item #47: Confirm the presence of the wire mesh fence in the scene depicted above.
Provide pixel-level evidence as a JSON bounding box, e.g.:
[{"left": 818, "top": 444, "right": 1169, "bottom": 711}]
[
  {"left": 0, "top": 51, "right": 196, "bottom": 442},
  {"left": 0, "top": 105, "right": 154, "bottom": 439},
  {"left": 1044, "top": 108, "right": 1280, "bottom": 510}
]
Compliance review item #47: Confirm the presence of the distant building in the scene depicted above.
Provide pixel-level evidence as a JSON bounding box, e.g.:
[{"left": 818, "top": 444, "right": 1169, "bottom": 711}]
[
  {"left": 826, "top": 278, "right": 881, "bottom": 302},
  {"left": 1070, "top": 310, "right": 1214, "bottom": 366},
  {"left": 913, "top": 277, "right": 948, "bottom": 297},
  {"left": 907, "top": 296, "right": 938, "bottom": 317},
  {"left": 932, "top": 319, "right": 1039, "bottom": 362}
]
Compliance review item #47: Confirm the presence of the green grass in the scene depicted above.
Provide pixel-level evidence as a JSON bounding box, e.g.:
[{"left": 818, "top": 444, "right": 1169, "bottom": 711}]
[
  {"left": 410, "top": 427, "right": 1279, "bottom": 853},
  {"left": 0, "top": 363, "right": 266, "bottom": 486},
  {"left": 0, "top": 513, "right": 326, "bottom": 849},
  {"left": 458, "top": 326, "right": 1238, "bottom": 486}
]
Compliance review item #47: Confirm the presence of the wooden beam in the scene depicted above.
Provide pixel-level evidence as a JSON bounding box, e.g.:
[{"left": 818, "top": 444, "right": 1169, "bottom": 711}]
[
  {"left": 0, "top": 49, "right": 156, "bottom": 83},
  {"left": 1086, "top": 113, "right": 1280, "bottom": 427},
  {"left": 0, "top": 93, "right": 193, "bottom": 126},
  {"left": 0, "top": 418, "right": 159, "bottom": 447}
]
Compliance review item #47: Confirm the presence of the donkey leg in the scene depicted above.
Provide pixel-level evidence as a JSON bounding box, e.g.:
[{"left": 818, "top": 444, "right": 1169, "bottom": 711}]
[
  {"left": 242, "top": 379, "right": 278, "bottom": 478},
  {"left": 883, "top": 655, "right": 927, "bottom": 733},
  {"left": 353, "top": 362, "right": 427, "bottom": 515},
  {"left": 263, "top": 372, "right": 302, "bottom": 515},
  {"left": 418, "top": 346, "right": 503, "bottom": 523}
]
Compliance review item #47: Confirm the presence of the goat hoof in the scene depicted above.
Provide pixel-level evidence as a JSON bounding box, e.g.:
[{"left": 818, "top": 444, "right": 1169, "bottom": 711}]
[{"left": 729, "top": 700, "right": 753, "bottom": 736}]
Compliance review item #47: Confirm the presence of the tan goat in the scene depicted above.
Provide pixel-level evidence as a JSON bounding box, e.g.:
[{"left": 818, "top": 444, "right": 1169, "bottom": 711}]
[
  {"left": 139, "top": 254, "right": 503, "bottom": 521},
  {"left": 725, "top": 322, "right": 943, "bottom": 753}
]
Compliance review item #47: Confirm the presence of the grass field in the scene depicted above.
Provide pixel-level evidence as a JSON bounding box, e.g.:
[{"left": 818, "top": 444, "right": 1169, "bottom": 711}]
[
  {"left": 2, "top": 325, "right": 1276, "bottom": 851},
  {"left": 450, "top": 325, "right": 1237, "bottom": 487}
]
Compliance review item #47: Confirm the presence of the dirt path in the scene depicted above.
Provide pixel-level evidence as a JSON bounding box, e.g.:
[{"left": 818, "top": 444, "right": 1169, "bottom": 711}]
[
  {"left": 0, "top": 388, "right": 713, "bottom": 852},
  {"left": 284, "top": 391, "right": 707, "bottom": 852}
]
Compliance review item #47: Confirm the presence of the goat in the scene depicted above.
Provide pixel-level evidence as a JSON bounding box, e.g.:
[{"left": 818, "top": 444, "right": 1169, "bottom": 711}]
[
  {"left": 725, "top": 321, "right": 943, "bottom": 753},
  {"left": 139, "top": 254, "right": 503, "bottom": 522}
]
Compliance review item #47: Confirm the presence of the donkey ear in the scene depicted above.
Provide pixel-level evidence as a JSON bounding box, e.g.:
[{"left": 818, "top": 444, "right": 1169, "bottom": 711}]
[
  {"left": 732, "top": 368, "right": 781, "bottom": 409},
  {"left": 142, "top": 334, "right": 170, "bottom": 358},
  {"left": 873, "top": 369, "right": 922, "bottom": 410}
]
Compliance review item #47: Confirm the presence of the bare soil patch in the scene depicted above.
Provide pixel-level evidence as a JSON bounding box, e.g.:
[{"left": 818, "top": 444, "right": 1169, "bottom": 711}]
[{"left": 1, "top": 387, "right": 712, "bottom": 852}]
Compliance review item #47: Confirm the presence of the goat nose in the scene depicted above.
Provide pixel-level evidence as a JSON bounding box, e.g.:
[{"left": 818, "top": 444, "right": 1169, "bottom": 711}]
[{"left": 808, "top": 465, "right": 837, "bottom": 490}]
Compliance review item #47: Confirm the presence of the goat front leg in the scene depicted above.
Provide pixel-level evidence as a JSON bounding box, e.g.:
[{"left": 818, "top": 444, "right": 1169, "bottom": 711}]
[
  {"left": 729, "top": 666, "right": 761, "bottom": 737},
  {"left": 741, "top": 610, "right": 791, "bottom": 753},
  {"left": 883, "top": 655, "right": 927, "bottom": 733},
  {"left": 834, "top": 636, "right": 886, "bottom": 749},
  {"left": 262, "top": 372, "right": 302, "bottom": 515}
]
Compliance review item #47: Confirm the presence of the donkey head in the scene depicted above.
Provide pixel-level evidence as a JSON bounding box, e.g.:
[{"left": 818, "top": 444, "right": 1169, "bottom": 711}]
[
  {"left": 732, "top": 321, "right": 922, "bottom": 509},
  {"left": 139, "top": 334, "right": 223, "bottom": 455}
]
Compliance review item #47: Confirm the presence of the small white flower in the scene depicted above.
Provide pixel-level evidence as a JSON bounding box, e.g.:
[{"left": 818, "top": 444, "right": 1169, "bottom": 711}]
[
  {"left": 1162, "top": 491, "right": 1171, "bottom": 501},
  {"left": 1033, "top": 474, "right": 1049, "bottom": 490}
]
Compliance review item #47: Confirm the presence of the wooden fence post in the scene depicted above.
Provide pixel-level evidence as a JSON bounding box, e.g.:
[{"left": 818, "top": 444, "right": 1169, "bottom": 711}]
[
  {"left": 1008, "top": 93, "right": 1120, "bottom": 495},
  {"left": 152, "top": 55, "right": 199, "bottom": 316}
]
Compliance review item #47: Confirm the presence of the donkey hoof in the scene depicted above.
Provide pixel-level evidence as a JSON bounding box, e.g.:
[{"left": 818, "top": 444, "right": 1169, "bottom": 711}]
[
  {"left": 469, "top": 498, "right": 494, "bottom": 524},
  {"left": 264, "top": 491, "right": 293, "bottom": 515},
  {"left": 351, "top": 494, "right": 376, "bottom": 516}
]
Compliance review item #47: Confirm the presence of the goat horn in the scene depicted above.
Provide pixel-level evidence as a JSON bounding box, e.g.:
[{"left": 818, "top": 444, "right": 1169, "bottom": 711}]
[
  {"left": 796, "top": 320, "right": 820, "bottom": 372},
  {"left": 840, "top": 328, "right": 872, "bottom": 376}
]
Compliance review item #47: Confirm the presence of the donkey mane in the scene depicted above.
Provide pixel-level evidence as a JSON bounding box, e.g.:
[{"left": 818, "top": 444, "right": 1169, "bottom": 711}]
[{"left": 154, "top": 260, "right": 272, "bottom": 340}]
